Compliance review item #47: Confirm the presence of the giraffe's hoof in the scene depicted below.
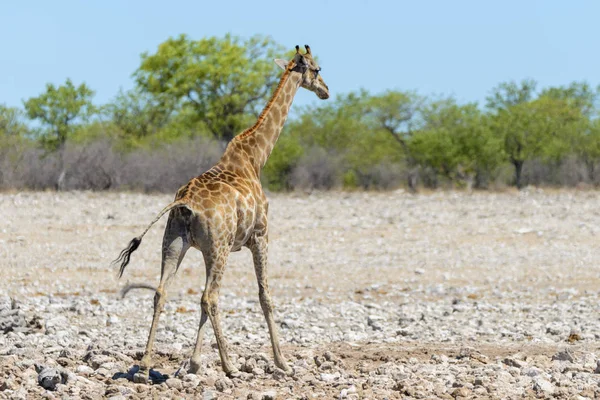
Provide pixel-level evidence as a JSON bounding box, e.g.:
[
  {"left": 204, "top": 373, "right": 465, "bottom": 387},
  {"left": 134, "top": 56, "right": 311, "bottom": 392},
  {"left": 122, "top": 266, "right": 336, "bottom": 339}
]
[
  {"left": 133, "top": 372, "right": 149, "bottom": 384},
  {"left": 225, "top": 367, "right": 240, "bottom": 378},
  {"left": 188, "top": 360, "right": 201, "bottom": 375},
  {"left": 283, "top": 366, "right": 294, "bottom": 376},
  {"left": 275, "top": 362, "right": 293, "bottom": 376}
]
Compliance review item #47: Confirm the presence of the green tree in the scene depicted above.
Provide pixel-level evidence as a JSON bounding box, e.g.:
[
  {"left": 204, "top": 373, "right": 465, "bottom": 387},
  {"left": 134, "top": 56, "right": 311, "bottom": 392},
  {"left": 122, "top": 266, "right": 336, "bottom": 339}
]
[
  {"left": 538, "top": 82, "right": 600, "bottom": 184},
  {"left": 279, "top": 93, "right": 365, "bottom": 189},
  {"left": 23, "top": 79, "right": 96, "bottom": 189},
  {"left": 490, "top": 96, "right": 582, "bottom": 188},
  {"left": 134, "top": 34, "right": 285, "bottom": 142},
  {"left": 0, "top": 105, "right": 28, "bottom": 137},
  {"left": 486, "top": 79, "right": 538, "bottom": 188},
  {"left": 23, "top": 78, "right": 96, "bottom": 151},
  {"left": 411, "top": 99, "right": 502, "bottom": 187},
  {"left": 486, "top": 78, "right": 537, "bottom": 110},
  {"left": 105, "top": 88, "right": 173, "bottom": 141},
  {"left": 569, "top": 117, "right": 600, "bottom": 183},
  {"left": 366, "top": 90, "right": 424, "bottom": 154},
  {"left": 285, "top": 90, "right": 403, "bottom": 188},
  {"left": 261, "top": 130, "right": 303, "bottom": 190},
  {"left": 365, "top": 90, "right": 425, "bottom": 190},
  {"left": 0, "top": 105, "right": 30, "bottom": 188},
  {"left": 540, "top": 81, "right": 600, "bottom": 117}
]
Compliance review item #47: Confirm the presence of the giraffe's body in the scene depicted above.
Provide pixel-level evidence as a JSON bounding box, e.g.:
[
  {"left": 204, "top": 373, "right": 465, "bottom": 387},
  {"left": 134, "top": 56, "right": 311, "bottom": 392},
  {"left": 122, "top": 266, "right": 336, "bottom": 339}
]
[{"left": 113, "top": 45, "right": 329, "bottom": 380}]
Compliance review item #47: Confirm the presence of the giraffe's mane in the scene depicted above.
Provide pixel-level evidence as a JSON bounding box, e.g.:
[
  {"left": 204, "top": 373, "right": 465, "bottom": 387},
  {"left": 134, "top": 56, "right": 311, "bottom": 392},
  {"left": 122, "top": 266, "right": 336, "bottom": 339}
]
[{"left": 236, "top": 60, "right": 296, "bottom": 140}]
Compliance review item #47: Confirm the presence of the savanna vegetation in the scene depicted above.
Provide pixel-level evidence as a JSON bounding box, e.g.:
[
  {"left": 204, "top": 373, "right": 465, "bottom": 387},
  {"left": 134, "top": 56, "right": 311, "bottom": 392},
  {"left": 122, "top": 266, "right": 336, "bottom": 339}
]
[{"left": 1, "top": 34, "right": 599, "bottom": 192}]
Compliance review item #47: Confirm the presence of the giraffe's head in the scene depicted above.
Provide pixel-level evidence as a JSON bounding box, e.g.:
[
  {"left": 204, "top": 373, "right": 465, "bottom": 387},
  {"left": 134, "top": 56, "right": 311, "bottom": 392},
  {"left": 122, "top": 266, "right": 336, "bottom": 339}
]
[{"left": 275, "top": 45, "right": 329, "bottom": 100}]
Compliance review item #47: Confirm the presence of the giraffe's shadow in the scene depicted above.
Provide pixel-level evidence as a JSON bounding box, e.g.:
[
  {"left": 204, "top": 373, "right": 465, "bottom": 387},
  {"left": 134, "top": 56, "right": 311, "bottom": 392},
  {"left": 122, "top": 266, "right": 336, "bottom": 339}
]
[{"left": 112, "top": 365, "right": 169, "bottom": 384}]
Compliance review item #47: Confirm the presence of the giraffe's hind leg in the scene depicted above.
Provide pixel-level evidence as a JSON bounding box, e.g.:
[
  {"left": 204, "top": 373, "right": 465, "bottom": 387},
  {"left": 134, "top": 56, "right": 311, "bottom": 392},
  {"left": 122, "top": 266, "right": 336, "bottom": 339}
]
[{"left": 134, "top": 213, "right": 190, "bottom": 383}]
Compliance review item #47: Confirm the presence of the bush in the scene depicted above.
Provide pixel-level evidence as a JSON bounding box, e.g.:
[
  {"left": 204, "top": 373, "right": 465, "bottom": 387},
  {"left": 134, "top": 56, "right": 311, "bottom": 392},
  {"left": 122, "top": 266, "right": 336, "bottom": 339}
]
[
  {"left": 522, "top": 158, "right": 591, "bottom": 188},
  {"left": 0, "top": 136, "right": 223, "bottom": 192},
  {"left": 1, "top": 135, "right": 597, "bottom": 193},
  {"left": 262, "top": 132, "right": 303, "bottom": 191},
  {"left": 290, "top": 147, "right": 342, "bottom": 190},
  {"left": 116, "top": 137, "right": 222, "bottom": 192},
  {"left": 349, "top": 163, "right": 406, "bottom": 190}
]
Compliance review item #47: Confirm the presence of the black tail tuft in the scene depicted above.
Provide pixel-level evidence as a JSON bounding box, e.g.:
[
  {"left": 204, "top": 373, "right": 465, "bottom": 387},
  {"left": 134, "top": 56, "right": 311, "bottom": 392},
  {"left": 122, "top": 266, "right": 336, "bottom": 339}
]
[{"left": 112, "top": 237, "right": 142, "bottom": 278}]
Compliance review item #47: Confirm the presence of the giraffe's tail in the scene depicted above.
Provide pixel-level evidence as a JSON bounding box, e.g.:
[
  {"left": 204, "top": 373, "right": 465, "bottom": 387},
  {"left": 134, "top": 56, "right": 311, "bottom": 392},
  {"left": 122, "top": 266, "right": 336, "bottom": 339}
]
[{"left": 112, "top": 200, "right": 189, "bottom": 278}]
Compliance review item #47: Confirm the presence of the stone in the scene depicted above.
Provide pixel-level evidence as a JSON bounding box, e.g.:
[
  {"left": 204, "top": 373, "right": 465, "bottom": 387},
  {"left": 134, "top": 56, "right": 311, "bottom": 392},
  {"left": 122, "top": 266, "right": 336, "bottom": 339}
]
[
  {"left": 183, "top": 373, "right": 201, "bottom": 386},
  {"left": 367, "top": 315, "right": 383, "bottom": 331},
  {"left": 203, "top": 390, "right": 218, "bottom": 400},
  {"left": 88, "top": 355, "right": 112, "bottom": 369},
  {"left": 37, "top": 367, "right": 64, "bottom": 391},
  {"left": 281, "top": 319, "right": 299, "bottom": 329},
  {"left": 522, "top": 366, "right": 542, "bottom": 377},
  {"left": 451, "top": 387, "right": 471, "bottom": 398},
  {"left": 243, "top": 358, "right": 257, "bottom": 373},
  {"left": 132, "top": 373, "right": 149, "bottom": 384},
  {"left": 533, "top": 377, "right": 554, "bottom": 395},
  {"left": 214, "top": 378, "right": 232, "bottom": 392},
  {"left": 567, "top": 327, "right": 582, "bottom": 343},
  {"left": 503, "top": 357, "right": 525, "bottom": 368},
  {"left": 166, "top": 378, "right": 183, "bottom": 390},
  {"left": 323, "top": 351, "right": 335, "bottom": 361},
  {"left": 320, "top": 372, "right": 340, "bottom": 383},
  {"left": 546, "top": 324, "right": 562, "bottom": 336},
  {"left": 319, "top": 361, "right": 334, "bottom": 370},
  {"left": 261, "top": 390, "right": 277, "bottom": 400},
  {"left": 314, "top": 355, "right": 324, "bottom": 367},
  {"left": 552, "top": 350, "right": 574, "bottom": 363}
]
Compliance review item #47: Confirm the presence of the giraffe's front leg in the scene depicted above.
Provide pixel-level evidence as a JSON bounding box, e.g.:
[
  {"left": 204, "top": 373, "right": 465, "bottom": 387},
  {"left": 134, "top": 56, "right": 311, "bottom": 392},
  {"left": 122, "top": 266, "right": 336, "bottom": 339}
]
[
  {"left": 250, "top": 235, "right": 292, "bottom": 374},
  {"left": 189, "top": 244, "right": 239, "bottom": 377}
]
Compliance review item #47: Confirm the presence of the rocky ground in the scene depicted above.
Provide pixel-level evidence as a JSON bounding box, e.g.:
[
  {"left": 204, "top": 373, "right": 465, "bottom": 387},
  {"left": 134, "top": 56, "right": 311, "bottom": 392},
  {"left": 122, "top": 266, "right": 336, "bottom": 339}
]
[{"left": 0, "top": 189, "right": 600, "bottom": 399}]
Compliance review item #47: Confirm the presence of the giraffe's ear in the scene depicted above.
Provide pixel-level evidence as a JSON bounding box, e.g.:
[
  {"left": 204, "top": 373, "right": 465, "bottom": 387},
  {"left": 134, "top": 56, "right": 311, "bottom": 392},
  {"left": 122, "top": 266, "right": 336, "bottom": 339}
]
[{"left": 274, "top": 59, "right": 288, "bottom": 70}]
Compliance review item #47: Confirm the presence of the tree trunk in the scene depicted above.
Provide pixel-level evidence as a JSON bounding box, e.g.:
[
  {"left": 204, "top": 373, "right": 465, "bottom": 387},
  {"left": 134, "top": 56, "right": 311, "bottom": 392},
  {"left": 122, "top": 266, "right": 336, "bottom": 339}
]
[
  {"left": 513, "top": 159, "right": 525, "bottom": 189},
  {"left": 56, "top": 169, "right": 67, "bottom": 191},
  {"left": 208, "top": 119, "right": 238, "bottom": 143},
  {"left": 585, "top": 160, "right": 596, "bottom": 184},
  {"left": 407, "top": 168, "right": 418, "bottom": 193},
  {"left": 56, "top": 143, "right": 67, "bottom": 191},
  {"left": 221, "top": 125, "right": 236, "bottom": 143},
  {"left": 474, "top": 168, "right": 489, "bottom": 189}
]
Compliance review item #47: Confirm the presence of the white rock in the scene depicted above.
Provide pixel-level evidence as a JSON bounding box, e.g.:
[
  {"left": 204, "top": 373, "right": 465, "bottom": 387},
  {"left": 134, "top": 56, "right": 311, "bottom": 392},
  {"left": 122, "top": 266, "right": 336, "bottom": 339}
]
[
  {"left": 166, "top": 378, "right": 183, "bottom": 390},
  {"left": 75, "top": 365, "right": 94, "bottom": 376},
  {"left": 533, "top": 377, "right": 554, "bottom": 394},
  {"left": 320, "top": 372, "right": 340, "bottom": 383}
]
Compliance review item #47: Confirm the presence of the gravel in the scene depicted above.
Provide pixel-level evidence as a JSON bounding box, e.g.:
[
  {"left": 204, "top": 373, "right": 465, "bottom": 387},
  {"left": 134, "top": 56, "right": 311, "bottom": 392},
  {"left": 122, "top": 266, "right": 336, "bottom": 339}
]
[{"left": 1, "top": 189, "right": 600, "bottom": 398}]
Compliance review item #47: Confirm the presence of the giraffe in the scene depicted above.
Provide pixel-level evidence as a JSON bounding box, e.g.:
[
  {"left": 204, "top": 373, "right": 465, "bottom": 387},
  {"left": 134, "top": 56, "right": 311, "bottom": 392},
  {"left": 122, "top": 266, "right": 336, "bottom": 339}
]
[{"left": 112, "top": 45, "right": 329, "bottom": 382}]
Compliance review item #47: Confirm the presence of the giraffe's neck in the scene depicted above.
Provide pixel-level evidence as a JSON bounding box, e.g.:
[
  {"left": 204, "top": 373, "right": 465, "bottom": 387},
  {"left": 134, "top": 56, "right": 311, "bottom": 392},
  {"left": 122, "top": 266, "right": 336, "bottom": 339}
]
[{"left": 230, "top": 68, "right": 302, "bottom": 174}]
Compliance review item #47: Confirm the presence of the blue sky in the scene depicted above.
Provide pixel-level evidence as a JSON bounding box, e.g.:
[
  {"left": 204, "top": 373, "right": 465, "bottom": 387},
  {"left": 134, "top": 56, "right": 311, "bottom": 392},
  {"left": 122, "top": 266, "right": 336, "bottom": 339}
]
[{"left": 1, "top": 0, "right": 599, "bottom": 111}]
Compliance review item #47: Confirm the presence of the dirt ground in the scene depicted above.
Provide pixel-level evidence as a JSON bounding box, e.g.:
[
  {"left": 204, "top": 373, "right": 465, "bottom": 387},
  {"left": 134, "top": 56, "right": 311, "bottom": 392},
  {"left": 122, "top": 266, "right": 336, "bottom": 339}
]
[{"left": 1, "top": 189, "right": 600, "bottom": 399}]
